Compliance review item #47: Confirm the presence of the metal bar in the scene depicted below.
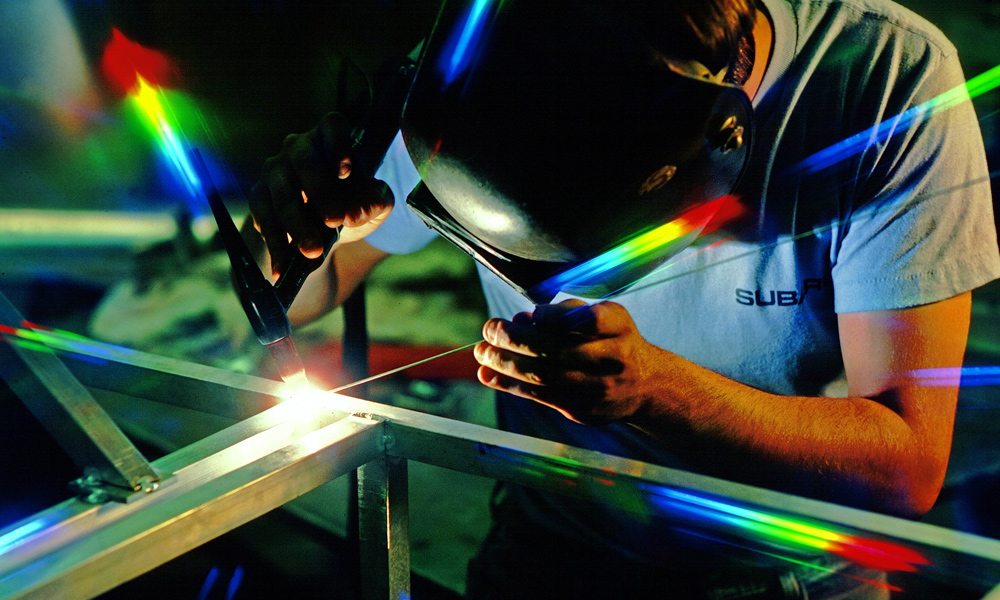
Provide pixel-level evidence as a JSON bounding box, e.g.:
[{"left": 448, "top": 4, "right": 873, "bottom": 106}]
[
  {"left": 0, "top": 396, "right": 355, "bottom": 573},
  {"left": 33, "top": 327, "right": 280, "bottom": 421},
  {"left": 0, "top": 291, "right": 160, "bottom": 497},
  {"left": 342, "top": 283, "right": 369, "bottom": 595},
  {"left": 358, "top": 454, "right": 411, "bottom": 600},
  {"left": 5, "top": 329, "right": 1000, "bottom": 597},
  {"left": 384, "top": 418, "right": 1000, "bottom": 594},
  {"left": 0, "top": 402, "right": 383, "bottom": 599},
  {"left": 0, "top": 209, "right": 178, "bottom": 248},
  {"left": 986, "top": 581, "right": 1000, "bottom": 600}
]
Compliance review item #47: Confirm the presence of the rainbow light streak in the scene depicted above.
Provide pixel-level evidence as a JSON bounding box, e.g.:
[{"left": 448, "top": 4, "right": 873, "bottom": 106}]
[
  {"left": 795, "top": 63, "right": 1000, "bottom": 175},
  {"left": 910, "top": 366, "right": 1000, "bottom": 387},
  {"left": 474, "top": 446, "right": 585, "bottom": 483},
  {"left": 0, "top": 320, "right": 135, "bottom": 362},
  {"left": 479, "top": 443, "right": 929, "bottom": 574},
  {"left": 538, "top": 196, "right": 729, "bottom": 296},
  {"left": 0, "top": 519, "right": 46, "bottom": 556},
  {"left": 679, "top": 528, "right": 903, "bottom": 593},
  {"left": 130, "top": 76, "right": 202, "bottom": 199},
  {"left": 646, "top": 486, "right": 930, "bottom": 573},
  {"left": 438, "top": 0, "right": 496, "bottom": 85}
]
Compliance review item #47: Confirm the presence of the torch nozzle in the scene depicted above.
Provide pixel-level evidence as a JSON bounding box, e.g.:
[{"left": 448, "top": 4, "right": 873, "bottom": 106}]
[{"left": 266, "top": 336, "right": 308, "bottom": 384}]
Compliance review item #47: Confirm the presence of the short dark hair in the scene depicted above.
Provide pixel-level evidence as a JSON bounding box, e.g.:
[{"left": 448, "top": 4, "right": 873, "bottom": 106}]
[{"left": 628, "top": 0, "right": 758, "bottom": 73}]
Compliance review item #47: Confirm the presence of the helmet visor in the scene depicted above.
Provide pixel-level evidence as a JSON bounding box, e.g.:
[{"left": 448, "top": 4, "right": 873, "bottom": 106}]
[{"left": 402, "top": 0, "right": 753, "bottom": 302}]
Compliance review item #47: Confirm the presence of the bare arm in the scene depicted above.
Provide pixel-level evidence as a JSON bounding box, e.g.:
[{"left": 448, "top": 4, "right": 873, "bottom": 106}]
[
  {"left": 286, "top": 239, "right": 389, "bottom": 325},
  {"left": 475, "top": 293, "right": 971, "bottom": 517}
]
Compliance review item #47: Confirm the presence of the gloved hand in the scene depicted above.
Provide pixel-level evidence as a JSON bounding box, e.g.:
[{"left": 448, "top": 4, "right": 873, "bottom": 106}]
[{"left": 247, "top": 111, "right": 394, "bottom": 281}]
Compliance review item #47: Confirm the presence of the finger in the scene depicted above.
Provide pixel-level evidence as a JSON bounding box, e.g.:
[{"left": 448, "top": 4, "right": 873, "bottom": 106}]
[
  {"left": 249, "top": 181, "right": 292, "bottom": 277},
  {"left": 340, "top": 178, "right": 394, "bottom": 227},
  {"left": 474, "top": 341, "right": 551, "bottom": 385},
  {"left": 482, "top": 318, "right": 548, "bottom": 357},
  {"left": 311, "top": 112, "right": 357, "bottom": 227},
  {"left": 284, "top": 132, "right": 336, "bottom": 221},
  {"left": 511, "top": 311, "right": 534, "bottom": 325},
  {"left": 532, "top": 300, "right": 595, "bottom": 334},
  {"left": 262, "top": 155, "right": 324, "bottom": 258},
  {"left": 534, "top": 300, "right": 631, "bottom": 338},
  {"left": 585, "top": 301, "right": 635, "bottom": 337},
  {"left": 316, "top": 112, "right": 353, "bottom": 161},
  {"left": 478, "top": 366, "right": 585, "bottom": 424}
]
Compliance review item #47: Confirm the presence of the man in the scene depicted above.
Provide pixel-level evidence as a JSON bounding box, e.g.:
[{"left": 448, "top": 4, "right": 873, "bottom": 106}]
[{"left": 248, "top": 0, "right": 1000, "bottom": 596}]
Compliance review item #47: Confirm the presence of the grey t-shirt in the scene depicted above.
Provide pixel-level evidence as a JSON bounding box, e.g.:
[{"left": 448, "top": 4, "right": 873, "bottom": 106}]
[{"left": 369, "top": 0, "right": 1000, "bottom": 565}]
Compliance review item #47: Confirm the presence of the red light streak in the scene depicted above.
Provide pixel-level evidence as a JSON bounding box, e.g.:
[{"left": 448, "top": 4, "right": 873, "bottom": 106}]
[{"left": 100, "top": 28, "right": 178, "bottom": 96}]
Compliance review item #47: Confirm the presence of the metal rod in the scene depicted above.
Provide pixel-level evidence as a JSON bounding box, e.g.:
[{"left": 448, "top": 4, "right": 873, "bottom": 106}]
[
  {"left": 0, "top": 291, "right": 160, "bottom": 499},
  {"left": 358, "top": 454, "right": 411, "bottom": 600},
  {"left": 331, "top": 341, "right": 478, "bottom": 394}
]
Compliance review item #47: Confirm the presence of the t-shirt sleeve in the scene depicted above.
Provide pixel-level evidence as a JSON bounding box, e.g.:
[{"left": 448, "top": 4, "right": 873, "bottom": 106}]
[
  {"left": 831, "top": 50, "right": 1000, "bottom": 313},
  {"left": 367, "top": 130, "right": 439, "bottom": 254}
]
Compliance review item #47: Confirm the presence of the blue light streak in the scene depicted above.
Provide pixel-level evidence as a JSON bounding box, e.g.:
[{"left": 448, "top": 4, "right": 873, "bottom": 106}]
[
  {"left": 438, "top": 0, "right": 494, "bottom": 85},
  {"left": 225, "top": 565, "right": 244, "bottom": 600},
  {"left": 793, "top": 64, "right": 1000, "bottom": 175},
  {"left": 196, "top": 566, "right": 220, "bottom": 600},
  {"left": 0, "top": 519, "right": 45, "bottom": 556},
  {"left": 910, "top": 366, "right": 1000, "bottom": 387},
  {"left": 160, "top": 113, "right": 202, "bottom": 198},
  {"left": 132, "top": 77, "right": 203, "bottom": 200}
]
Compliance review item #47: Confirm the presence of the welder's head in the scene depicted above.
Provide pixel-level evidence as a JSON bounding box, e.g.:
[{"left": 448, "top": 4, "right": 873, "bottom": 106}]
[{"left": 402, "top": 0, "right": 757, "bottom": 303}]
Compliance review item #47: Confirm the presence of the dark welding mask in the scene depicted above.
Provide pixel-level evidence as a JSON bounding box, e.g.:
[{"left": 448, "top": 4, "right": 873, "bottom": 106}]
[{"left": 401, "top": 0, "right": 753, "bottom": 303}]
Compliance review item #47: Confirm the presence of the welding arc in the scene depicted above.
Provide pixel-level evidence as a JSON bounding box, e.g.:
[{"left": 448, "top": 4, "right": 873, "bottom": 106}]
[{"left": 328, "top": 341, "right": 479, "bottom": 394}]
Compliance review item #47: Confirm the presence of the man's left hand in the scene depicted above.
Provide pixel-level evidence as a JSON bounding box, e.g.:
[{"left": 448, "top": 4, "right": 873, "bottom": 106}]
[{"left": 474, "top": 299, "right": 665, "bottom": 424}]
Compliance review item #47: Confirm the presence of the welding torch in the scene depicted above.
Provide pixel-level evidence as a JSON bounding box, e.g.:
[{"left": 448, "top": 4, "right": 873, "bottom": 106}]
[
  {"left": 199, "top": 58, "right": 416, "bottom": 383},
  {"left": 192, "top": 150, "right": 305, "bottom": 382}
]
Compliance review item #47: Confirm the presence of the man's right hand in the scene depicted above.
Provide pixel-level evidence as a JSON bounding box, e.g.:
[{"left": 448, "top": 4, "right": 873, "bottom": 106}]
[{"left": 248, "top": 111, "right": 394, "bottom": 280}]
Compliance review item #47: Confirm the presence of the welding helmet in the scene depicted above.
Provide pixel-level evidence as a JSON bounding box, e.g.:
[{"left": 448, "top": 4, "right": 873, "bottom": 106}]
[{"left": 401, "top": 0, "right": 753, "bottom": 303}]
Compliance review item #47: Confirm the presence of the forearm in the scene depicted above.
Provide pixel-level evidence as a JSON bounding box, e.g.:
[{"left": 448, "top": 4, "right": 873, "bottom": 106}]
[
  {"left": 290, "top": 239, "right": 389, "bottom": 325},
  {"left": 476, "top": 298, "right": 965, "bottom": 518},
  {"left": 285, "top": 251, "right": 339, "bottom": 325},
  {"left": 631, "top": 350, "right": 945, "bottom": 517}
]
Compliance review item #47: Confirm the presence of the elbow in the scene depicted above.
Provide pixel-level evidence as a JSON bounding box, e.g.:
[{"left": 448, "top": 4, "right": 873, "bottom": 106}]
[
  {"left": 888, "top": 486, "right": 939, "bottom": 521},
  {"left": 880, "top": 453, "right": 949, "bottom": 519}
]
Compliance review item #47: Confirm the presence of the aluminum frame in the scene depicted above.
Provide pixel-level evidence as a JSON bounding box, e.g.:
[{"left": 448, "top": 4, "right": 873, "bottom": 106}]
[
  {"left": 1, "top": 330, "right": 999, "bottom": 599},
  {"left": 0, "top": 293, "right": 160, "bottom": 499}
]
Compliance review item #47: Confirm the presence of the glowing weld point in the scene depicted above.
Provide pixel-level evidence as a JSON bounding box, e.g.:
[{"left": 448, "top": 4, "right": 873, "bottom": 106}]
[
  {"left": 281, "top": 369, "right": 311, "bottom": 390},
  {"left": 278, "top": 375, "right": 326, "bottom": 407},
  {"left": 276, "top": 375, "right": 346, "bottom": 425}
]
